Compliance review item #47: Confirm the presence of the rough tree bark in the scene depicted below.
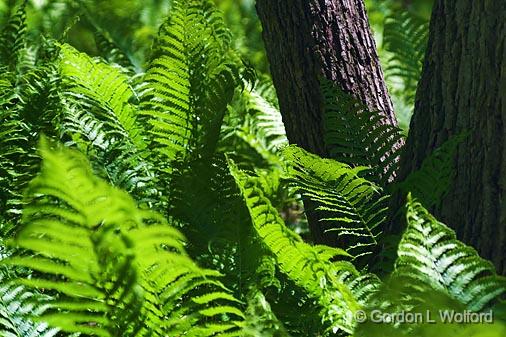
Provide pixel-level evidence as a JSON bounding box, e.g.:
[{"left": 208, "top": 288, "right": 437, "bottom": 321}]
[
  {"left": 398, "top": 1, "right": 506, "bottom": 274},
  {"left": 256, "top": 0, "right": 399, "bottom": 244}
]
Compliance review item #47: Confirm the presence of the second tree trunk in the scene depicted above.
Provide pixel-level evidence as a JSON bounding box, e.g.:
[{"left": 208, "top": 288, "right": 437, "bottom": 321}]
[{"left": 398, "top": 0, "right": 506, "bottom": 274}]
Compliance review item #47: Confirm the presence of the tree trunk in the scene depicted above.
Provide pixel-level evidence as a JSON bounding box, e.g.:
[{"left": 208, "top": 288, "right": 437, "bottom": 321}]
[
  {"left": 399, "top": 1, "right": 506, "bottom": 274},
  {"left": 256, "top": 0, "right": 399, "bottom": 244}
]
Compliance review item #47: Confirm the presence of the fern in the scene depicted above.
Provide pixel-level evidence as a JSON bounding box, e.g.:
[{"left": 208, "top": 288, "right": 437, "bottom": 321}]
[
  {"left": 222, "top": 81, "right": 287, "bottom": 169},
  {"left": 93, "top": 27, "right": 136, "bottom": 72},
  {"left": 0, "top": 282, "right": 59, "bottom": 337},
  {"left": 383, "top": 11, "right": 428, "bottom": 108},
  {"left": 322, "top": 79, "right": 404, "bottom": 185},
  {"left": 141, "top": 0, "right": 239, "bottom": 164},
  {"left": 0, "top": 108, "right": 35, "bottom": 220},
  {"left": 354, "top": 197, "right": 506, "bottom": 336},
  {"left": 0, "top": 45, "right": 60, "bottom": 223},
  {"left": 393, "top": 133, "right": 467, "bottom": 209},
  {"left": 167, "top": 153, "right": 281, "bottom": 312},
  {"left": 283, "top": 146, "right": 389, "bottom": 262},
  {"left": 0, "top": 1, "right": 31, "bottom": 220},
  {"left": 58, "top": 43, "right": 162, "bottom": 206},
  {"left": 1, "top": 3, "right": 504, "bottom": 337},
  {"left": 59, "top": 43, "right": 145, "bottom": 149},
  {"left": 230, "top": 160, "right": 381, "bottom": 334},
  {"left": 394, "top": 196, "right": 506, "bottom": 311},
  {"left": 0, "top": 0, "right": 27, "bottom": 71},
  {"left": 3, "top": 141, "right": 246, "bottom": 336}
]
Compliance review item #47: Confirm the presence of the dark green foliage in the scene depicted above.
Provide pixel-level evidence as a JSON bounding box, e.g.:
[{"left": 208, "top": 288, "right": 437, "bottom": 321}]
[
  {"left": 0, "top": 31, "right": 60, "bottom": 227},
  {"left": 383, "top": 11, "right": 428, "bottom": 109},
  {"left": 93, "top": 28, "right": 136, "bottom": 72},
  {"left": 0, "top": 1, "right": 504, "bottom": 337},
  {"left": 0, "top": 282, "right": 59, "bottom": 337},
  {"left": 392, "top": 133, "right": 467, "bottom": 209},
  {"left": 322, "top": 79, "right": 404, "bottom": 186},
  {"left": 0, "top": 0, "right": 27, "bottom": 70}
]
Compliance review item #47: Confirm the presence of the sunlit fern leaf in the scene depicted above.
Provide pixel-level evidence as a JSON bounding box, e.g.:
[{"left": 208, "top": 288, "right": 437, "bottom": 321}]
[
  {"left": 230, "top": 160, "right": 382, "bottom": 334},
  {"left": 246, "top": 90, "right": 287, "bottom": 152},
  {"left": 3, "top": 141, "right": 152, "bottom": 336},
  {"left": 222, "top": 84, "right": 287, "bottom": 169},
  {"left": 140, "top": 0, "right": 239, "bottom": 164},
  {"left": 354, "top": 197, "right": 506, "bottom": 336},
  {"left": 134, "top": 228, "right": 246, "bottom": 337},
  {"left": 255, "top": 78, "right": 279, "bottom": 108},
  {"left": 2, "top": 141, "right": 246, "bottom": 336},
  {"left": 58, "top": 43, "right": 161, "bottom": 205},
  {"left": 354, "top": 285, "right": 506, "bottom": 337},
  {"left": 383, "top": 11, "right": 428, "bottom": 108},
  {"left": 394, "top": 196, "right": 506, "bottom": 311},
  {"left": 283, "top": 146, "right": 389, "bottom": 262},
  {"left": 393, "top": 133, "right": 467, "bottom": 209},
  {"left": 59, "top": 43, "right": 145, "bottom": 150},
  {"left": 322, "top": 79, "right": 404, "bottom": 185},
  {"left": 0, "top": 0, "right": 27, "bottom": 70},
  {"left": 0, "top": 282, "right": 59, "bottom": 337}
]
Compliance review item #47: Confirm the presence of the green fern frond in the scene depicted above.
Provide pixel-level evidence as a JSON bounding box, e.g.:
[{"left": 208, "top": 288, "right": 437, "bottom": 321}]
[
  {"left": 0, "top": 59, "right": 59, "bottom": 223},
  {"left": 93, "top": 28, "right": 136, "bottom": 72},
  {"left": 3, "top": 141, "right": 246, "bottom": 336},
  {"left": 0, "top": 282, "right": 59, "bottom": 337},
  {"left": 0, "top": 111, "right": 35, "bottom": 219},
  {"left": 58, "top": 43, "right": 162, "bottom": 205},
  {"left": 169, "top": 154, "right": 249, "bottom": 242},
  {"left": 230, "top": 160, "right": 381, "bottom": 334},
  {"left": 322, "top": 79, "right": 404, "bottom": 185},
  {"left": 222, "top": 83, "right": 287, "bottom": 169},
  {"left": 394, "top": 196, "right": 506, "bottom": 311},
  {"left": 0, "top": 0, "right": 27, "bottom": 70},
  {"left": 393, "top": 133, "right": 467, "bottom": 209},
  {"left": 245, "top": 90, "right": 287, "bottom": 152},
  {"left": 59, "top": 43, "right": 145, "bottom": 150},
  {"left": 283, "top": 146, "right": 389, "bottom": 262},
  {"left": 383, "top": 11, "right": 428, "bottom": 107},
  {"left": 168, "top": 153, "right": 277, "bottom": 302},
  {"left": 141, "top": 0, "right": 239, "bottom": 163},
  {"left": 0, "top": 1, "right": 40, "bottom": 222},
  {"left": 354, "top": 197, "right": 506, "bottom": 336}
]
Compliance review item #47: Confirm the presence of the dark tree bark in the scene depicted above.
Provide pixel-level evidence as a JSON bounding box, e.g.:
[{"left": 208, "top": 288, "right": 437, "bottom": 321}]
[
  {"left": 256, "top": 0, "right": 399, "bottom": 244},
  {"left": 398, "top": 1, "right": 506, "bottom": 274},
  {"left": 256, "top": 0, "right": 397, "bottom": 156}
]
